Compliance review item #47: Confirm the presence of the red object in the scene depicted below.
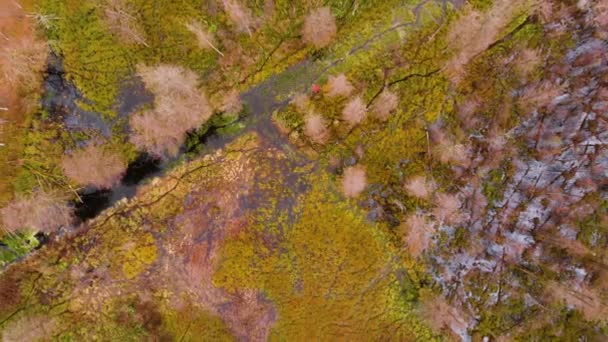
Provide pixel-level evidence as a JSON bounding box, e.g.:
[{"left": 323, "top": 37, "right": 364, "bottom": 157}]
[{"left": 311, "top": 84, "right": 321, "bottom": 94}]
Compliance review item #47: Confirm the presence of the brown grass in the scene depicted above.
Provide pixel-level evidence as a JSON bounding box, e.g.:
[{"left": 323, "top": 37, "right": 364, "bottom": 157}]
[
  {"left": 302, "top": 7, "right": 337, "bottom": 48},
  {"left": 62, "top": 144, "right": 127, "bottom": 189},
  {"left": 219, "top": 89, "right": 243, "bottom": 115}
]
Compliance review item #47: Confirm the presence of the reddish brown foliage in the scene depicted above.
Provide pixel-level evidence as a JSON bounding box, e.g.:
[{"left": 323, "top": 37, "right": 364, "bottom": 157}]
[
  {"left": 0, "top": 271, "right": 22, "bottom": 314},
  {"left": 0, "top": 190, "right": 72, "bottom": 233},
  {"left": 302, "top": 7, "right": 337, "bottom": 48},
  {"left": 62, "top": 144, "right": 127, "bottom": 189}
]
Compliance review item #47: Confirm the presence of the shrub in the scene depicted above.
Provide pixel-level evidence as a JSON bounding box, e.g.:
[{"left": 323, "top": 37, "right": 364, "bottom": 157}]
[
  {"left": 0, "top": 191, "right": 72, "bottom": 233},
  {"left": 341, "top": 165, "right": 367, "bottom": 198},
  {"left": 303, "top": 113, "right": 330, "bottom": 144},
  {"left": 130, "top": 64, "right": 212, "bottom": 157},
  {"left": 325, "top": 74, "right": 353, "bottom": 97},
  {"left": 371, "top": 89, "right": 398, "bottom": 121},
  {"left": 342, "top": 96, "right": 367, "bottom": 126},
  {"left": 302, "top": 7, "right": 337, "bottom": 49},
  {"left": 62, "top": 144, "right": 127, "bottom": 189}
]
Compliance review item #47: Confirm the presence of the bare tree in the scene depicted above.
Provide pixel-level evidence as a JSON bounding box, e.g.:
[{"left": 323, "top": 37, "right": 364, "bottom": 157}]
[
  {"left": 325, "top": 74, "right": 353, "bottom": 97},
  {"left": 403, "top": 213, "right": 434, "bottom": 257},
  {"left": 130, "top": 64, "right": 212, "bottom": 157},
  {"left": 0, "top": 35, "right": 48, "bottom": 90},
  {"left": 302, "top": 7, "right": 337, "bottom": 49},
  {"left": 404, "top": 175, "right": 436, "bottom": 200},
  {"left": 0, "top": 191, "right": 72, "bottom": 233},
  {"left": 222, "top": 0, "right": 254, "bottom": 36},
  {"left": 342, "top": 165, "right": 367, "bottom": 198},
  {"left": 371, "top": 89, "right": 398, "bottom": 121},
  {"left": 185, "top": 21, "right": 224, "bottom": 56},
  {"left": 446, "top": 0, "right": 526, "bottom": 82},
  {"left": 103, "top": 0, "right": 148, "bottom": 46},
  {"left": 342, "top": 96, "right": 367, "bottom": 126},
  {"left": 62, "top": 144, "right": 127, "bottom": 189},
  {"left": 303, "top": 113, "right": 330, "bottom": 144}
]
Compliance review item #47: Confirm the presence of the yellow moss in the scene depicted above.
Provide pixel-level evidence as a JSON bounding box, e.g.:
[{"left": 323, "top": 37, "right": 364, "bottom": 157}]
[
  {"left": 214, "top": 173, "right": 438, "bottom": 340},
  {"left": 120, "top": 233, "right": 158, "bottom": 279}
]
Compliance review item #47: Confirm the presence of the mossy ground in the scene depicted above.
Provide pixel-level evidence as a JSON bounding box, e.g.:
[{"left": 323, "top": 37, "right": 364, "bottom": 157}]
[{"left": 1, "top": 0, "right": 607, "bottom": 340}]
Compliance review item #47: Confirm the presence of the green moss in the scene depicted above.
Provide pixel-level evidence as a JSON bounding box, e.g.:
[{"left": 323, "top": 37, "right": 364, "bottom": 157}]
[
  {"left": 577, "top": 200, "right": 608, "bottom": 251},
  {"left": 483, "top": 161, "right": 511, "bottom": 207},
  {"left": 0, "top": 232, "right": 40, "bottom": 267},
  {"left": 41, "top": 0, "right": 132, "bottom": 118}
]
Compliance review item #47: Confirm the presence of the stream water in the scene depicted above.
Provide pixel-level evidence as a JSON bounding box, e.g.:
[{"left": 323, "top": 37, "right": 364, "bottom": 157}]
[{"left": 40, "top": 0, "right": 459, "bottom": 224}]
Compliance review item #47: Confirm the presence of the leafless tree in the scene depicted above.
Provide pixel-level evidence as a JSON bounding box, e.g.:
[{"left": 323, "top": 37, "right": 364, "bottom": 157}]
[
  {"left": 103, "top": 0, "right": 148, "bottom": 46},
  {"left": 342, "top": 165, "right": 367, "bottom": 198},
  {"left": 0, "top": 190, "right": 72, "bottom": 233},
  {"left": 62, "top": 144, "right": 127, "bottom": 189},
  {"left": 130, "top": 64, "right": 212, "bottom": 157},
  {"left": 185, "top": 21, "right": 223, "bottom": 56},
  {"left": 302, "top": 7, "right": 337, "bottom": 49}
]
